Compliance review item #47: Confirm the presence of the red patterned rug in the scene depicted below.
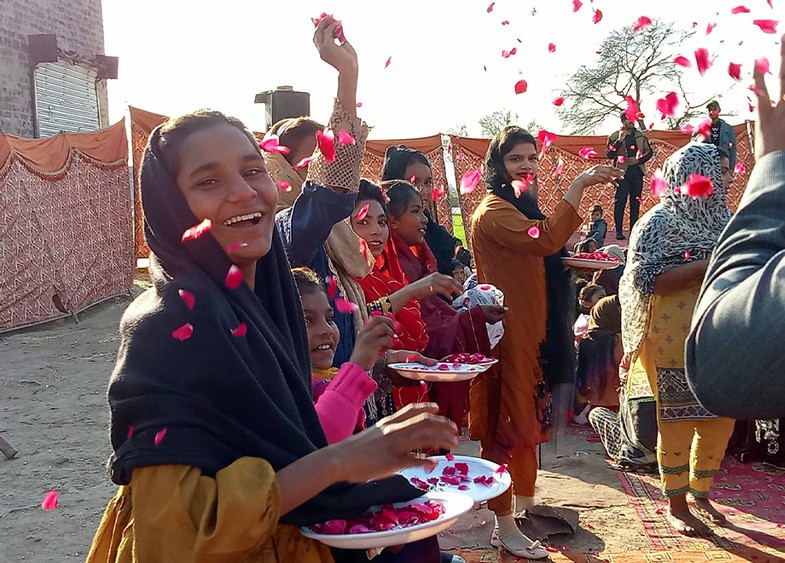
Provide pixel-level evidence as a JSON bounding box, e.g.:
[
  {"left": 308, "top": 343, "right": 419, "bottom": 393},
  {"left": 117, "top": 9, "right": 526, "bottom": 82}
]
[{"left": 616, "top": 455, "right": 785, "bottom": 552}]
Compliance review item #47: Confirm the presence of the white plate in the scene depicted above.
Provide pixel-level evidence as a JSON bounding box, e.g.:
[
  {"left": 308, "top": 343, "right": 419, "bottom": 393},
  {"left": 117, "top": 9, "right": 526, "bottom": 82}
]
[
  {"left": 300, "top": 491, "right": 473, "bottom": 549},
  {"left": 388, "top": 362, "right": 490, "bottom": 382},
  {"left": 400, "top": 455, "right": 512, "bottom": 503},
  {"left": 440, "top": 356, "right": 499, "bottom": 369},
  {"left": 562, "top": 257, "right": 622, "bottom": 271}
]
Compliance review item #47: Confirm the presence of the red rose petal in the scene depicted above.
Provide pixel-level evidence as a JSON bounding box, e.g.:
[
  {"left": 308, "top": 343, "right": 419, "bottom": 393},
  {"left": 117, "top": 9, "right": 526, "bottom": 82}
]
[
  {"left": 460, "top": 168, "right": 483, "bottom": 194},
  {"left": 172, "top": 323, "right": 194, "bottom": 341},
  {"left": 487, "top": 1, "right": 495, "bottom": 12},
  {"left": 728, "top": 62, "right": 742, "bottom": 81},
  {"left": 731, "top": 5, "right": 750, "bottom": 13},
  {"left": 181, "top": 218, "right": 212, "bottom": 243},
  {"left": 501, "top": 20, "right": 509, "bottom": 25},
  {"left": 527, "top": 226, "right": 540, "bottom": 239},
  {"left": 755, "top": 57, "right": 771, "bottom": 74},
  {"left": 431, "top": 185, "right": 446, "bottom": 201},
  {"left": 618, "top": 155, "right": 626, "bottom": 164},
  {"left": 356, "top": 203, "right": 370, "bottom": 222},
  {"left": 572, "top": 0, "right": 583, "bottom": 12},
  {"left": 315, "top": 130, "right": 336, "bottom": 164},
  {"left": 651, "top": 169, "right": 667, "bottom": 196},
  {"left": 683, "top": 174, "right": 713, "bottom": 198},
  {"left": 258, "top": 134, "right": 290, "bottom": 155},
  {"left": 326, "top": 276, "right": 338, "bottom": 299},
  {"left": 552, "top": 158, "right": 565, "bottom": 178},
  {"left": 552, "top": 96, "right": 565, "bottom": 106},
  {"left": 178, "top": 289, "right": 195, "bottom": 311},
  {"left": 537, "top": 130, "right": 558, "bottom": 156},
  {"left": 633, "top": 16, "right": 652, "bottom": 32},
  {"left": 514, "top": 79, "right": 528, "bottom": 94},
  {"left": 154, "top": 428, "right": 167, "bottom": 446},
  {"left": 734, "top": 162, "right": 747, "bottom": 174},
  {"left": 753, "top": 19, "right": 778, "bottom": 34},
  {"left": 384, "top": 56, "right": 392, "bottom": 69},
  {"left": 684, "top": 251, "right": 691, "bottom": 260},
  {"left": 656, "top": 92, "right": 679, "bottom": 118},
  {"left": 355, "top": 102, "right": 362, "bottom": 108},
  {"left": 548, "top": 43, "right": 556, "bottom": 53},
  {"left": 592, "top": 9, "right": 603, "bottom": 24},
  {"left": 624, "top": 95, "right": 640, "bottom": 123},
  {"left": 445, "top": 452, "right": 455, "bottom": 461},
  {"left": 225, "top": 265, "right": 243, "bottom": 290},
  {"left": 231, "top": 323, "right": 247, "bottom": 337},
  {"left": 502, "top": 49, "right": 511, "bottom": 59},
  {"left": 293, "top": 155, "right": 317, "bottom": 170},
  {"left": 495, "top": 462, "right": 509, "bottom": 474},
  {"left": 673, "top": 55, "right": 692, "bottom": 68},
  {"left": 579, "top": 147, "right": 599, "bottom": 159},
  {"left": 705, "top": 22, "right": 717, "bottom": 35},
  {"left": 338, "top": 130, "right": 355, "bottom": 146},
  {"left": 41, "top": 490, "right": 58, "bottom": 510},
  {"left": 335, "top": 298, "right": 359, "bottom": 314},
  {"left": 512, "top": 179, "right": 529, "bottom": 198},
  {"left": 127, "top": 425, "right": 134, "bottom": 439},
  {"left": 695, "top": 48, "right": 712, "bottom": 75},
  {"left": 226, "top": 242, "right": 249, "bottom": 253},
  {"left": 276, "top": 180, "right": 292, "bottom": 193}
]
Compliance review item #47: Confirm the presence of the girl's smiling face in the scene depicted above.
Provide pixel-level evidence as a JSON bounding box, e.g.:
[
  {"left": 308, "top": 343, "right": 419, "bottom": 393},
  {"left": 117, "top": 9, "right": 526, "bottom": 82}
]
[
  {"left": 351, "top": 199, "right": 388, "bottom": 259},
  {"left": 301, "top": 290, "right": 339, "bottom": 370}
]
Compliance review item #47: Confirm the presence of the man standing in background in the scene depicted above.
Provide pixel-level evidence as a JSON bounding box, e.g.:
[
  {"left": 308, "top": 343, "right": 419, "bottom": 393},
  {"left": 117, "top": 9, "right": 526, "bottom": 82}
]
[{"left": 702, "top": 100, "right": 738, "bottom": 171}]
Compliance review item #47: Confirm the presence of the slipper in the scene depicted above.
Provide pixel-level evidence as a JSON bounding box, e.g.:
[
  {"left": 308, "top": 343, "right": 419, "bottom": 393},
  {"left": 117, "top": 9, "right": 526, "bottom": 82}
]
[{"left": 497, "top": 536, "right": 550, "bottom": 560}]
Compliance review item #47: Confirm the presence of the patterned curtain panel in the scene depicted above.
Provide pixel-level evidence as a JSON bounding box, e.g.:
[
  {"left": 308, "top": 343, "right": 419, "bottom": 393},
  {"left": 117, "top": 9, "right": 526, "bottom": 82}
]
[
  {"left": 450, "top": 124, "right": 754, "bottom": 245},
  {"left": 0, "top": 121, "right": 132, "bottom": 332}
]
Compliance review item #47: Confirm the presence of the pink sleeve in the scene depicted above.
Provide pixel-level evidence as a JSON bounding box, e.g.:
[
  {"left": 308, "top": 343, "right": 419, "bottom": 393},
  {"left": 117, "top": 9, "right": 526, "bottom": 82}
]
[{"left": 314, "top": 363, "right": 378, "bottom": 444}]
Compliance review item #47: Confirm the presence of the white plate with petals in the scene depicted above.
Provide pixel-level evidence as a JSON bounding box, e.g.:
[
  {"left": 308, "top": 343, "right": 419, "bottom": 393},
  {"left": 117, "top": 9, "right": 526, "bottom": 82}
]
[
  {"left": 387, "top": 362, "right": 490, "bottom": 382},
  {"left": 400, "top": 455, "right": 512, "bottom": 503}
]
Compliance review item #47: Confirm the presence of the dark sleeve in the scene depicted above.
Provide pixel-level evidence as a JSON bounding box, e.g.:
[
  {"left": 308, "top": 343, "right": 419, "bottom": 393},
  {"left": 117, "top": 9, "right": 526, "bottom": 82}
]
[
  {"left": 686, "top": 151, "right": 785, "bottom": 420},
  {"left": 638, "top": 135, "right": 653, "bottom": 166},
  {"left": 275, "top": 182, "right": 356, "bottom": 267}
]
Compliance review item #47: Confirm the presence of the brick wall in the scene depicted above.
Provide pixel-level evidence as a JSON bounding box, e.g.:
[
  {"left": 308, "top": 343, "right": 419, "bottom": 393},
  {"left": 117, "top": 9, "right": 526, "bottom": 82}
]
[{"left": 0, "top": 0, "right": 106, "bottom": 137}]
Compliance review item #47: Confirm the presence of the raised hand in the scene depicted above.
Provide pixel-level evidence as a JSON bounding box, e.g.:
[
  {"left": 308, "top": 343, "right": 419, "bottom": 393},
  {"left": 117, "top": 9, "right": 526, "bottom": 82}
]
[
  {"left": 753, "top": 34, "right": 785, "bottom": 159},
  {"left": 313, "top": 16, "right": 358, "bottom": 77},
  {"left": 350, "top": 316, "right": 394, "bottom": 371}
]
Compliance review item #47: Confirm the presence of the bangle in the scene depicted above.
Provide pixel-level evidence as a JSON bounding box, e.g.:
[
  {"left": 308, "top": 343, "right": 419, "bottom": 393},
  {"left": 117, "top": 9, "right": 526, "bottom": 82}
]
[{"left": 381, "top": 296, "right": 393, "bottom": 315}]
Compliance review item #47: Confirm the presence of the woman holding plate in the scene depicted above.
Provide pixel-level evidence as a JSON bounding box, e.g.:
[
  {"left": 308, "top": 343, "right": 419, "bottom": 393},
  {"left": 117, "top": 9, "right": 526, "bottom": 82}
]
[{"left": 470, "top": 126, "right": 621, "bottom": 558}]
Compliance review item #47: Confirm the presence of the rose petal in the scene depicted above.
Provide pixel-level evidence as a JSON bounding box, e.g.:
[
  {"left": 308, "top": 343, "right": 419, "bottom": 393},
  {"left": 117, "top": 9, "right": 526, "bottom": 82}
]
[
  {"left": 445, "top": 452, "right": 455, "bottom": 461},
  {"left": 225, "top": 265, "right": 243, "bottom": 290},
  {"left": 696, "top": 118, "right": 713, "bottom": 141},
  {"left": 460, "top": 169, "right": 483, "bottom": 194},
  {"left": 355, "top": 102, "right": 362, "bottom": 108},
  {"left": 335, "top": 297, "right": 359, "bottom": 313},
  {"left": 172, "top": 323, "right": 194, "bottom": 341},
  {"left": 651, "top": 169, "right": 667, "bottom": 196},
  {"left": 181, "top": 218, "right": 212, "bottom": 243},
  {"left": 527, "top": 226, "right": 540, "bottom": 239},
  {"left": 548, "top": 43, "right": 556, "bottom": 53},
  {"left": 231, "top": 323, "right": 247, "bottom": 337},
  {"left": 753, "top": 19, "right": 778, "bottom": 34},
  {"left": 683, "top": 173, "right": 714, "bottom": 198},
  {"left": 695, "top": 47, "right": 712, "bottom": 76},
  {"left": 127, "top": 425, "right": 134, "bottom": 439},
  {"left": 579, "top": 147, "right": 599, "bottom": 159},
  {"left": 572, "top": 0, "right": 582, "bottom": 12},
  {"left": 357, "top": 203, "right": 370, "bottom": 221},
  {"left": 315, "top": 130, "right": 336, "bottom": 164},
  {"left": 495, "top": 462, "right": 509, "bottom": 474},
  {"left": 293, "top": 155, "right": 317, "bottom": 170},
  {"left": 41, "top": 490, "right": 58, "bottom": 510},
  {"left": 502, "top": 49, "right": 511, "bottom": 59},
  {"left": 592, "top": 9, "right": 603, "bottom": 24},
  {"left": 154, "top": 428, "right": 167, "bottom": 446},
  {"left": 734, "top": 162, "right": 747, "bottom": 174},
  {"left": 514, "top": 79, "right": 528, "bottom": 94},
  {"left": 617, "top": 155, "right": 626, "bottom": 164},
  {"left": 673, "top": 55, "right": 692, "bottom": 68},
  {"left": 326, "top": 276, "right": 338, "bottom": 299},
  {"left": 338, "top": 130, "right": 355, "bottom": 146},
  {"left": 684, "top": 251, "right": 692, "bottom": 260},
  {"left": 552, "top": 158, "right": 565, "bottom": 178},
  {"left": 537, "top": 130, "right": 558, "bottom": 156},
  {"left": 226, "top": 242, "right": 249, "bottom": 253},
  {"left": 384, "top": 56, "right": 392, "bottom": 69},
  {"left": 552, "top": 96, "right": 565, "bottom": 106},
  {"left": 705, "top": 22, "right": 717, "bottom": 35},
  {"left": 258, "top": 134, "right": 290, "bottom": 155},
  {"left": 501, "top": 20, "right": 509, "bottom": 25},
  {"left": 432, "top": 185, "right": 446, "bottom": 201},
  {"left": 731, "top": 5, "right": 750, "bottom": 14},
  {"left": 633, "top": 16, "right": 652, "bottom": 32},
  {"left": 728, "top": 62, "right": 742, "bottom": 81},
  {"left": 624, "top": 96, "right": 640, "bottom": 123},
  {"left": 512, "top": 179, "right": 529, "bottom": 198},
  {"left": 656, "top": 92, "right": 679, "bottom": 119},
  {"left": 755, "top": 57, "right": 771, "bottom": 74},
  {"left": 178, "top": 289, "right": 195, "bottom": 311},
  {"left": 487, "top": 1, "right": 495, "bottom": 12},
  {"left": 276, "top": 180, "right": 292, "bottom": 193}
]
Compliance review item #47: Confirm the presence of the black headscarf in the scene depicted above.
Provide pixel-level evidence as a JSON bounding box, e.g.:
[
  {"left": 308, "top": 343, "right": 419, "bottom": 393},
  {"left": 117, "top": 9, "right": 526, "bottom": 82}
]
[
  {"left": 381, "top": 144, "right": 457, "bottom": 275},
  {"left": 483, "top": 128, "right": 576, "bottom": 390},
  {"left": 107, "top": 120, "right": 419, "bottom": 526}
]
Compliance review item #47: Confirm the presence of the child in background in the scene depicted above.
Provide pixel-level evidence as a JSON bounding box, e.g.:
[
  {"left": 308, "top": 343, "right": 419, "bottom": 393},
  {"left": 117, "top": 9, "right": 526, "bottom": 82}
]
[
  {"left": 587, "top": 204, "right": 608, "bottom": 247},
  {"left": 574, "top": 283, "right": 607, "bottom": 346},
  {"left": 451, "top": 259, "right": 468, "bottom": 287}
]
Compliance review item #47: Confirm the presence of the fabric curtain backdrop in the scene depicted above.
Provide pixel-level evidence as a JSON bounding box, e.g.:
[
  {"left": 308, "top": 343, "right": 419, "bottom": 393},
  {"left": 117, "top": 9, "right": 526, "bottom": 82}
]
[{"left": 0, "top": 120, "right": 133, "bottom": 332}]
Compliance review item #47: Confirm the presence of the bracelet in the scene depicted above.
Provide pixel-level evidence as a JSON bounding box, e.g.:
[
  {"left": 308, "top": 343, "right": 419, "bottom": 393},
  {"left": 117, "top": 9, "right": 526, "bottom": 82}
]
[{"left": 366, "top": 296, "right": 393, "bottom": 316}]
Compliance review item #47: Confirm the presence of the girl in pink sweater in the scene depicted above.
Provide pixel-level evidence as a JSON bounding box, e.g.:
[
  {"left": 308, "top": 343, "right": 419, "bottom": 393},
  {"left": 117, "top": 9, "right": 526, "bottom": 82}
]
[{"left": 293, "top": 267, "right": 432, "bottom": 444}]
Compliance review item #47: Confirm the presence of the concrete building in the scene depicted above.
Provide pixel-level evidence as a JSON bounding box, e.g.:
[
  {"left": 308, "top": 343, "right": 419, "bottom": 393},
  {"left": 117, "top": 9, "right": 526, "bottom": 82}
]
[{"left": 0, "top": 0, "right": 116, "bottom": 138}]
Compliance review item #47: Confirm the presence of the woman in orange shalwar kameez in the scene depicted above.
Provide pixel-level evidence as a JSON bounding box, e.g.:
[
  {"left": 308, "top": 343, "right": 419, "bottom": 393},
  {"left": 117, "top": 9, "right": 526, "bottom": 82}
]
[{"left": 470, "top": 126, "right": 622, "bottom": 559}]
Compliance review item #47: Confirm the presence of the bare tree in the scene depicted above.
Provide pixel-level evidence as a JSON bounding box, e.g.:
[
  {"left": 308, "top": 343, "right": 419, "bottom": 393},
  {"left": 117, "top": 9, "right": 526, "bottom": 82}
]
[
  {"left": 478, "top": 109, "right": 519, "bottom": 137},
  {"left": 557, "top": 20, "right": 702, "bottom": 134},
  {"left": 447, "top": 123, "right": 469, "bottom": 136}
]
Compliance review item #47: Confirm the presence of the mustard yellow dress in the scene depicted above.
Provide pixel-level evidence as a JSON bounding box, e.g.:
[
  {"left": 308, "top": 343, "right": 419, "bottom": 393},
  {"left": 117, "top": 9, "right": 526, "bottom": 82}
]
[{"left": 86, "top": 457, "right": 334, "bottom": 563}]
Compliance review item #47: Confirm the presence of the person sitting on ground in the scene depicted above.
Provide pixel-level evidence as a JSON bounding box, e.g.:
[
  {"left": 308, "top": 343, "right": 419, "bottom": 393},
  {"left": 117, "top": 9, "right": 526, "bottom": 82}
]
[
  {"left": 381, "top": 145, "right": 458, "bottom": 275},
  {"left": 620, "top": 142, "right": 735, "bottom": 537},
  {"left": 686, "top": 46, "right": 785, "bottom": 420},
  {"left": 576, "top": 295, "right": 622, "bottom": 409},
  {"left": 86, "top": 109, "right": 459, "bottom": 563},
  {"left": 588, "top": 295, "right": 658, "bottom": 474},
  {"left": 574, "top": 283, "right": 607, "bottom": 345},
  {"left": 592, "top": 244, "right": 626, "bottom": 296},
  {"left": 587, "top": 203, "right": 608, "bottom": 247}
]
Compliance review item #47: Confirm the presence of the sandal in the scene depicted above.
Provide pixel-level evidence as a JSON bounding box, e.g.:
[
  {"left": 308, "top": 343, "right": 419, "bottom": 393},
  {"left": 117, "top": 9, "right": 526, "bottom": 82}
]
[{"left": 497, "top": 535, "right": 550, "bottom": 560}]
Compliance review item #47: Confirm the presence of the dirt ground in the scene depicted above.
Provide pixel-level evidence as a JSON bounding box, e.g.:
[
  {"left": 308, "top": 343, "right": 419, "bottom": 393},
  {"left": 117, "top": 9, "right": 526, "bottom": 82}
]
[{"left": 0, "top": 278, "right": 650, "bottom": 562}]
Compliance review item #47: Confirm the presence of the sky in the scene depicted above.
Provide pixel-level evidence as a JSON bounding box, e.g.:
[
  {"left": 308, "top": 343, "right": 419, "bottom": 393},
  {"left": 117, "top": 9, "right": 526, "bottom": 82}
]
[{"left": 101, "top": 0, "right": 782, "bottom": 140}]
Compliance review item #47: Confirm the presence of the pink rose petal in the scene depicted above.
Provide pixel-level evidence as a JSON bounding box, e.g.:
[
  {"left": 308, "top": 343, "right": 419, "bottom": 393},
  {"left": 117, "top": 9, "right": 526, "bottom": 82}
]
[
  {"left": 705, "top": 22, "right": 717, "bottom": 35},
  {"left": 553, "top": 96, "right": 565, "bottom": 106},
  {"left": 326, "top": 276, "right": 338, "bottom": 299},
  {"left": 338, "top": 130, "right": 355, "bottom": 146},
  {"left": 154, "top": 428, "right": 167, "bottom": 446},
  {"left": 695, "top": 48, "right": 712, "bottom": 76},
  {"left": 226, "top": 242, "right": 248, "bottom": 254},
  {"left": 572, "top": 0, "right": 583, "bottom": 12},
  {"left": 633, "top": 16, "right": 652, "bottom": 32},
  {"left": 502, "top": 49, "right": 511, "bottom": 59},
  {"left": 178, "top": 289, "right": 195, "bottom": 311},
  {"left": 172, "top": 323, "right": 194, "bottom": 341},
  {"left": 41, "top": 490, "right": 58, "bottom": 510},
  {"left": 651, "top": 169, "right": 667, "bottom": 196},
  {"left": 225, "top": 265, "right": 243, "bottom": 290},
  {"left": 356, "top": 203, "right": 370, "bottom": 221},
  {"left": 231, "top": 323, "right": 247, "bottom": 337},
  {"left": 624, "top": 95, "right": 642, "bottom": 123},
  {"left": 538, "top": 130, "right": 558, "bottom": 156},
  {"left": 501, "top": 20, "right": 509, "bottom": 25},
  {"left": 127, "top": 425, "right": 134, "bottom": 439},
  {"left": 579, "top": 147, "right": 599, "bottom": 159},
  {"left": 684, "top": 251, "right": 691, "bottom": 260},
  {"left": 487, "top": 1, "right": 495, "bottom": 12},
  {"left": 683, "top": 173, "right": 714, "bottom": 198},
  {"left": 753, "top": 19, "right": 778, "bottom": 34},
  {"left": 258, "top": 134, "right": 290, "bottom": 155},
  {"left": 432, "top": 185, "right": 446, "bottom": 201},
  {"left": 728, "top": 62, "right": 742, "bottom": 81},
  {"left": 277, "top": 180, "right": 292, "bottom": 192},
  {"left": 514, "top": 79, "right": 528, "bottom": 94},
  {"left": 592, "top": 9, "right": 603, "bottom": 24},
  {"left": 181, "top": 219, "right": 212, "bottom": 243},
  {"left": 731, "top": 5, "right": 750, "bottom": 14},
  {"left": 656, "top": 92, "right": 679, "bottom": 118},
  {"left": 548, "top": 43, "right": 556, "bottom": 53},
  {"left": 293, "top": 155, "right": 317, "bottom": 170},
  {"left": 552, "top": 158, "right": 565, "bottom": 178},
  {"left": 460, "top": 168, "right": 483, "bottom": 194},
  {"left": 512, "top": 179, "right": 529, "bottom": 198},
  {"left": 335, "top": 298, "right": 359, "bottom": 313},
  {"left": 315, "top": 130, "right": 336, "bottom": 164},
  {"left": 734, "top": 162, "right": 747, "bottom": 174},
  {"left": 755, "top": 57, "right": 771, "bottom": 74},
  {"left": 527, "top": 226, "right": 540, "bottom": 239},
  {"left": 384, "top": 56, "right": 392, "bottom": 69},
  {"left": 673, "top": 55, "right": 692, "bottom": 68}
]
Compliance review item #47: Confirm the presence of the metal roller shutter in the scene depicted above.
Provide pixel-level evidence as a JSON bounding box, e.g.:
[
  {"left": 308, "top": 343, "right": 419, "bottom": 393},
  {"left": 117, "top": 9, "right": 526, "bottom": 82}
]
[{"left": 34, "top": 62, "right": 100, "bottom": 138}]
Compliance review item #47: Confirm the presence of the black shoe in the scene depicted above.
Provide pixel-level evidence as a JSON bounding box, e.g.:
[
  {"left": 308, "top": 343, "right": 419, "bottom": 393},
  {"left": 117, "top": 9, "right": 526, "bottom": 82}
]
[{"left": 615, "top": 233, "right": 626, "bottom": 240}]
